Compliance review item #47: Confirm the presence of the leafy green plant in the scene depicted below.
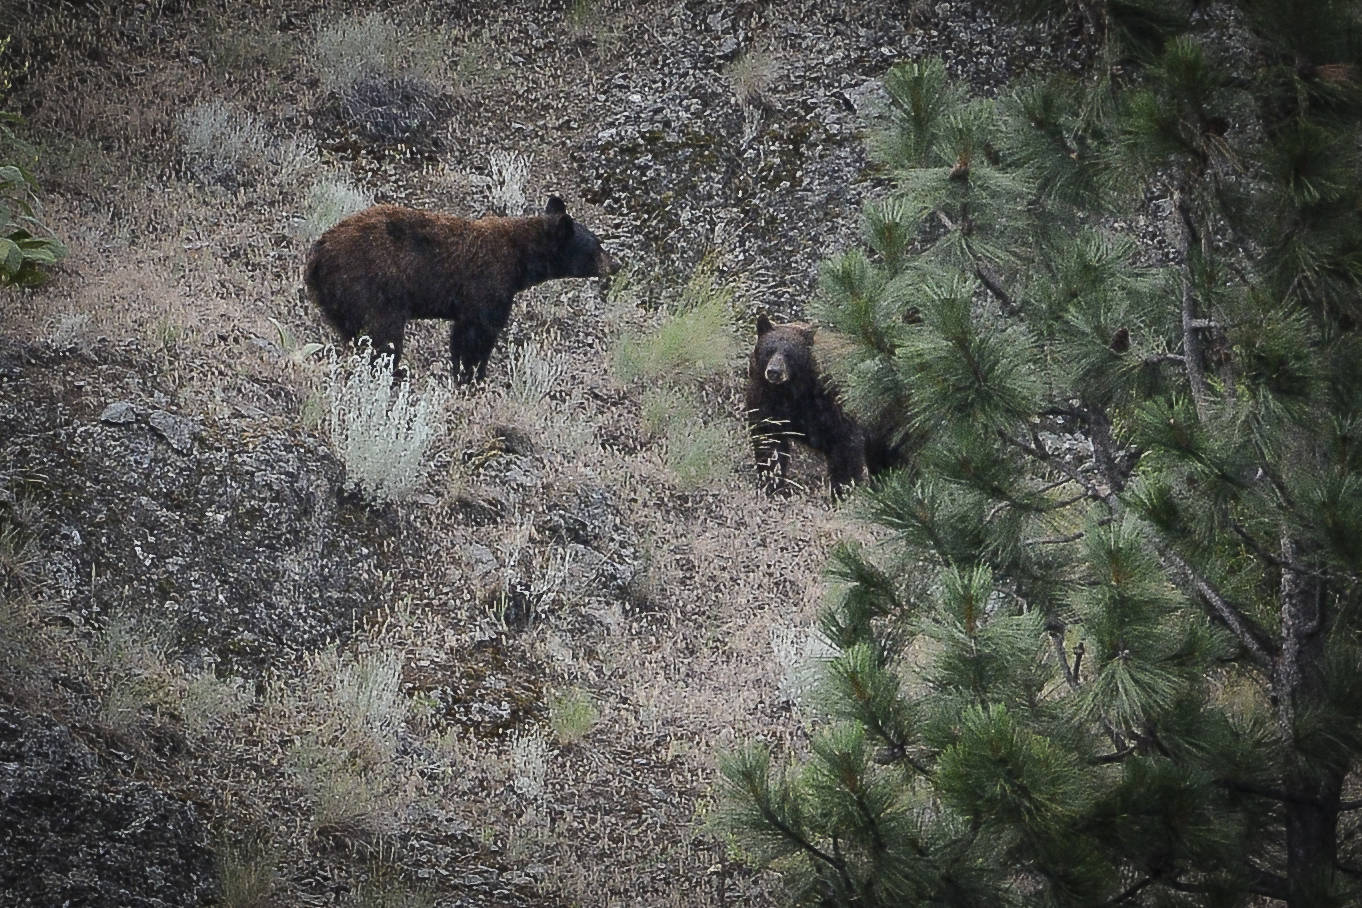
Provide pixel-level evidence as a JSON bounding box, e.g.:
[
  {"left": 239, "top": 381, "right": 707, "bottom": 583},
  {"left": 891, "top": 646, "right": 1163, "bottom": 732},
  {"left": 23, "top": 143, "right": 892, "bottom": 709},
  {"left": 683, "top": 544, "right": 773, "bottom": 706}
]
[
  {"left": 0, "top": 117, "right": 66, "bottom": 287},
  {"left": 613, "top": 259, "right": 737, "bottom": 385}
]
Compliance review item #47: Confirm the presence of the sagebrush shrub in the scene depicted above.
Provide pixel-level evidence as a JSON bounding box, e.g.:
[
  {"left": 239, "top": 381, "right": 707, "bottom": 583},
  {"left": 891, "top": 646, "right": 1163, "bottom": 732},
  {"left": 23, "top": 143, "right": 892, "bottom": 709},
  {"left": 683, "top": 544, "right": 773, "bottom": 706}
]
[
  {"left": 486, "top": 150, "right": 530, "bottom": 215},
  {"left": 314, "top": 12, "right": 446, "bottom": 144},
  {"left": 176, "top": 99, "right": 268, "bottom": 185},
  {"left": 323, "top": 346, "right": 449, "bottom": 505},
  {"left": 314, "top": 13, "right": 404, "bottom": 94},
  {"left": 504, "top": 335, "right": 565, "bottom": 406},
  {"left": 298, "top": 176, "right": 372, "bottom": 245}
]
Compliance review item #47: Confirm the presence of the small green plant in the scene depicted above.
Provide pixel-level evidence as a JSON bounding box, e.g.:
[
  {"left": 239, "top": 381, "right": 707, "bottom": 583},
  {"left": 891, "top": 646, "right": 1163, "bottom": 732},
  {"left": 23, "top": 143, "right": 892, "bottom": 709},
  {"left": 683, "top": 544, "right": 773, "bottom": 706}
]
[
  {"left": 613, "top": 257, "right": 737, "bottom": 384},
  {"left": 639, "top": 386, "right": 697, "bottom": 439},
  {"left": 664, "top": 419, "right": 736, "bottom": 490},
  {"left": 327, "top": 649, "right": 408, "bottom": 757},
  {"left": 725, "top": 49, "right": 776, "bottom": 111},
  {"left": 266, "top": 316, "right": 326, "bottom": 363},
  {"left": 548, "top": 686, "right": 598, "bottom": 745},
  {"left": 566, "top": 0, "right": 598, "bottom": 32},
  {"left": 92, "top": 615, "right": 175, "bottom": 731},
  {"left": 323, "top": 344, "right": 450, "bottom": 505}
]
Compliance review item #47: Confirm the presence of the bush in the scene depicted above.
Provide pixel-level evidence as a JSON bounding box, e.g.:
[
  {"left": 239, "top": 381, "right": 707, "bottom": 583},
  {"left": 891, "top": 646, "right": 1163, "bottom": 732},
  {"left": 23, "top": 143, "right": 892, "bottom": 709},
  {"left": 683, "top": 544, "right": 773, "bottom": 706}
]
[
  {"left": 323, "top": 346, "right": 449, "bottom": 505},
  {"left": 0, "top": 114, "right": 66, "bottom": 287},
  {"left": 176, "top": 99, "right": 268, "bottom": 185},
  {"left": 298, "top": 175, "right": 372, "bottom": 246},
  {"left": 612, "top": 258, "right": 738, "bottom": 385},
  {"left": 486, "top": 150, "right": 530, "bottom": 215},
  {"left": 313, "top": 12, "right": 448, "bottom": 145}
]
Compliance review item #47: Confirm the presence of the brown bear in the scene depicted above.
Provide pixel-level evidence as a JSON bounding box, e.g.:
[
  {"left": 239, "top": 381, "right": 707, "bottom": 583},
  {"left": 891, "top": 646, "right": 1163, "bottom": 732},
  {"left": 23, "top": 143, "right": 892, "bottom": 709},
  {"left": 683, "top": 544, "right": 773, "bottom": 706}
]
[
  {"left": 745, "top": 314, "right": 900, "bottom": 495},
  {"left": 304, "top": 196, "right": 618, "bottom": 383}
]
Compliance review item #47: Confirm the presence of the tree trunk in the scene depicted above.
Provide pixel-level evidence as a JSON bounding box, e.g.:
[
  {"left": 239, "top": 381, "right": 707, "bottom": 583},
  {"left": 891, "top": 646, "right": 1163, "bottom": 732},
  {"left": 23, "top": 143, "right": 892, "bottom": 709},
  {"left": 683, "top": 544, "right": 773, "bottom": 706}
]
[{"left": 1275, "top": 539, "right": 1341, "bottom": 905}]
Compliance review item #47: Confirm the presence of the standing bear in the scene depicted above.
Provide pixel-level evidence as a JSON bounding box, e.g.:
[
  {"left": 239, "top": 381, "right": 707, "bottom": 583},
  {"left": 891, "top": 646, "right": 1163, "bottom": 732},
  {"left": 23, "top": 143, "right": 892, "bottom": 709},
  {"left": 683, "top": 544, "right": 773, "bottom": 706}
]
[
  {"left": 745, "top": 314, "right": 900, "bottom": 495},
  {"left": 305, "top": 196, "right": 618, "bottom": 383}
]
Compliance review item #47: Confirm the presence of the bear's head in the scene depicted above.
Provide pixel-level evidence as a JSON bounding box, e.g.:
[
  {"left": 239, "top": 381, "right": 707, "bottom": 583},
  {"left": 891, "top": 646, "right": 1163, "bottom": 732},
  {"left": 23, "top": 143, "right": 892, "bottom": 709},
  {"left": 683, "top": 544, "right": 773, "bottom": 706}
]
[
  {"left": 543, "top": 195, "right": 620, "bottom": 281},
  {"left": 752, "top": 314, "right": 818, "bottom": 390}
]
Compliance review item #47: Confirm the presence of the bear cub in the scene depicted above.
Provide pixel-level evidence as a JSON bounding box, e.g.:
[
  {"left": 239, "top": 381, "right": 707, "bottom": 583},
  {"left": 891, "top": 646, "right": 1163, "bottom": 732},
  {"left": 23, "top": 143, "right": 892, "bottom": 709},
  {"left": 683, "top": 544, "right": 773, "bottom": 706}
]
[
  {"left": 305, "top": 196, "right": 618, "bottom": 383},
  {"left": 745, "top": 314, "right": 898, "bottom": 495}
]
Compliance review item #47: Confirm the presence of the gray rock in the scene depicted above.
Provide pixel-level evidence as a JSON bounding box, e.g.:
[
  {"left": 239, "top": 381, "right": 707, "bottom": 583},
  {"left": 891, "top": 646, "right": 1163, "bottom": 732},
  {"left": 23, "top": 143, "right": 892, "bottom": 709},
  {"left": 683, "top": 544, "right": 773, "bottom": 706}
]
[
  {"left": 100, "top": 401, "right": 137, "bottom": 425},
  {"left": 0, "top": 704, "right": 217, "bottom": 906},
  {"left": 148, "top": 409, "right": 196, "bottom": 455}
]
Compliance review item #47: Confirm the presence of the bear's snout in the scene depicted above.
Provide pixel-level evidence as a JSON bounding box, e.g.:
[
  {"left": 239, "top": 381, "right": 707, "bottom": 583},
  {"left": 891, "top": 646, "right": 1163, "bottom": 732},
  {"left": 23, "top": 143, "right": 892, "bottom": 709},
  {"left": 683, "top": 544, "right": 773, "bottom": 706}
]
[
  {"left": 764, "top": 352, "right": 789, "bottom": 385},
  {"left": 601, "top": 251, "right": 621, "bottom": 277}
]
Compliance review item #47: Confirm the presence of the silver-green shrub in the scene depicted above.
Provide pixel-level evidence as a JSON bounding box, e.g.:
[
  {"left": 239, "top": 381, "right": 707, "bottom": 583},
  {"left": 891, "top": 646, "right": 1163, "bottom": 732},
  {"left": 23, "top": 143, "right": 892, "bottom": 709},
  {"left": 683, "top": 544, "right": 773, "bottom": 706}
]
[
  {"left": 177, "top": 99, "right": 268, "bottom": 184},
  {"left": 323, "top": 346, "right": 449, "bottom": 504},
  {"left": 314, "top": 12, "right": 404, "bottom": 95},
  {"left": 298, "top": 176, "right": 372, "bottom": 246}
]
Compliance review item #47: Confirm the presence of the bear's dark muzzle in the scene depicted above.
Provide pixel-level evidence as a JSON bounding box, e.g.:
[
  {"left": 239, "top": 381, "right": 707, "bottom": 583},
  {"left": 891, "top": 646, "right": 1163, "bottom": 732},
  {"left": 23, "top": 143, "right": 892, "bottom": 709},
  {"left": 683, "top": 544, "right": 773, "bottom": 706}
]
[{"left": 764, "top": 353, "right": 789, "bottom": 385}]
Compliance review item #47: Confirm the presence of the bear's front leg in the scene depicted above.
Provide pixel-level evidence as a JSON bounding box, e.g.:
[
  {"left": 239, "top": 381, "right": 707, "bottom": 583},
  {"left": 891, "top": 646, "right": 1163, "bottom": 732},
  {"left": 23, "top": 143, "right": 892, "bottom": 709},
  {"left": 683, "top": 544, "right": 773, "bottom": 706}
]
[
  {"left": 750, "top": 420, "right": 792, "bottom": 494},
  {"left": 826, "top": 441, "right": 868, "bottom": 498}
]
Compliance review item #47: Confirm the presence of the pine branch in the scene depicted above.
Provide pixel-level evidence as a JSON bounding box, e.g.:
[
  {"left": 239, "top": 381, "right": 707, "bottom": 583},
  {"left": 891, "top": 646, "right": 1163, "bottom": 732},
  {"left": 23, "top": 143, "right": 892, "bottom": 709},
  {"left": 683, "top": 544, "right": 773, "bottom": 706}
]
[
  {"left": 1168, "top": 550, "right": 1277, "bottom": 667},
  {"left": 972, "top": 261, "right": 1020, "bottom": 316},
  {"left": 1050, "top": 630, "right": 1080, "bottom": 690},
  {"left": 1105, "top": 875, "right": 1156, "bottom": 904},
  {"left": 933, "top": 208, "right": 1021, "bottom": 315},
  {"left": 1225, "top": 778, "right": 1356, "bottom": 810},
  {"left": 754, "top": 793, "right": 854, "bottom": 890},
  {"left": 1027, "top": 532, "right": 1085, "bottom": 546},
  {"left": 1011, "top": 407, "right": 1277, "bottom": 665},
  {"left": 1173, "top": 188, "right": 1212, "bottom": 418}
]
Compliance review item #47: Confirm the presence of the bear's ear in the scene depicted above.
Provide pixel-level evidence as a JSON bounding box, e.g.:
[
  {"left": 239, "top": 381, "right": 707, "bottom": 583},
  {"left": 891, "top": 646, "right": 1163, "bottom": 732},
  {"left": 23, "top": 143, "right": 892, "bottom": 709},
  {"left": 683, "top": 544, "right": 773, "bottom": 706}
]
[
  {"left": 756, "top": 313, "right": 774, "bottom": 336},
  {"left": 545, "top": 196, "right": 567, "bottom": 217}
]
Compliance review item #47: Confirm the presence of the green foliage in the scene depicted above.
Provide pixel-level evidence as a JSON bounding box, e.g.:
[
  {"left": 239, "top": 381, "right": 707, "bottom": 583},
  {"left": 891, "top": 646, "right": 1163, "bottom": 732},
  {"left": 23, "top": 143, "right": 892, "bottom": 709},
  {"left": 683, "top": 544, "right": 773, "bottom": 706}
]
[
  {"left": 548, "top": 686, "right": 598, "bottom": 745},
  {"left": 0, "top": 118, "right": 66, "bottom": 287},
  {"left": 724, "top": 3, "right": 1362, "bottom": 904},
  {"left": 613, "top": 257, "right": 741, "bottom": 489},
  {"left": 613, "top": 256, "right": 738, "bottom": 385}
]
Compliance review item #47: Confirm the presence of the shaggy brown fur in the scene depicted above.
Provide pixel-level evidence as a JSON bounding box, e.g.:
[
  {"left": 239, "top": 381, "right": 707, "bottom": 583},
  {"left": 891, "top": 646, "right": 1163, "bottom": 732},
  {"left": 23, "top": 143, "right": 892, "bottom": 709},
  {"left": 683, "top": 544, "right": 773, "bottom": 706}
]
[
  {"left": 305, "top": 197, "right": 617, "bottom": 382},
  {"left": 745, "top": 314, "right": 901, "bottom": 495}
]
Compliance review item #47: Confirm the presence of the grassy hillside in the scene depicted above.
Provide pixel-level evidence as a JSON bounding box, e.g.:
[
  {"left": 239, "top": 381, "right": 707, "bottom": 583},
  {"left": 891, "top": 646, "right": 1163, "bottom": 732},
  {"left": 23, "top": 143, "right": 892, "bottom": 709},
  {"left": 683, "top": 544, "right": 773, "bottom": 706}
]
[{"left": 0, "top": 1, "right": 1026, "bottom": 904}]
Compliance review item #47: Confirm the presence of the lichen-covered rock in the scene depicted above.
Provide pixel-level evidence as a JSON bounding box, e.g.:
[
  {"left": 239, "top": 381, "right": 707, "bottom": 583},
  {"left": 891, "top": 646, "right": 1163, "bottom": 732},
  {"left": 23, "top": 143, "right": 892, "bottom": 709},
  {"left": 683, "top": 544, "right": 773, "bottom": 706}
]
[
  {"left": 0, "top": 705, "right": 216, "bottom": 906},
  {"left": 0, "top": 340, "right": 428, "bottom": 673}
]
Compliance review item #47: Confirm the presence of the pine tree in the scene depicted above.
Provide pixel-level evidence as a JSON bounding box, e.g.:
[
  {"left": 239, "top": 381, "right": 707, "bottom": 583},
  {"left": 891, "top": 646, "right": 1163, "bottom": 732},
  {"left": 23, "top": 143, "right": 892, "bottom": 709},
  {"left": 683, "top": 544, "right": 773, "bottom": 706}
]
[{"left": 721, "top": 3, "right": 1362, "bottom": 905}]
